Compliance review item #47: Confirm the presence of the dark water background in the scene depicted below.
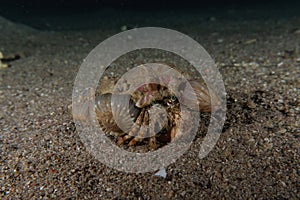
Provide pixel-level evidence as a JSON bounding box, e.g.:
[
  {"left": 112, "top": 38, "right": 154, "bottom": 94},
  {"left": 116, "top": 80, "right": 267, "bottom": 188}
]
[{"left": 0, "top": 0, "right": 299, "bottom": 31}]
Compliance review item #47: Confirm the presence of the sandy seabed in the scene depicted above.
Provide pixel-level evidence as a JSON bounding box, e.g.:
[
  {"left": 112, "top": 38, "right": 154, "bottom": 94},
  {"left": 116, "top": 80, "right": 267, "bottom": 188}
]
[{"left": 0, "top": 7, "right": 299, "bottom": 199}]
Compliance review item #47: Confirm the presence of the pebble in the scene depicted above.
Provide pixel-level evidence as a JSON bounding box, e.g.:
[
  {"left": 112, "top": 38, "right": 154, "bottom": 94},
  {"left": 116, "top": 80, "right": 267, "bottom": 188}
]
[
  {"left": 121, "top": 25, "right": 127, "bottom": 31},
  {"left": 217, "top": 38, "right": 224, "bottom": 43},
  {"left": 278, "top": 128, "right": 287, "bottom": 134},
  {"left": 154, "top": 168, "right": 167, "bottom": 179},
  {"left": 244, "top": 39, "right": 257, "bottom": 44},
  {"left": 292, "top": 28, "right": 300, "bottom": 34},
  {"left": 247, "top": 100, "right": 256, "bottom": 109},
  {"left": 277, "top": 62, "right": 284, "bottom": 67}
]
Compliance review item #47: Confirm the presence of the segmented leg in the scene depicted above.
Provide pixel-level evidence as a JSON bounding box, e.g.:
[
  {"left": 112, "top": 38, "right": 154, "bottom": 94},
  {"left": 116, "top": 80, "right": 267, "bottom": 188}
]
[
  {"left": 117, "top": 104, "right": 171, "bottom": 149},
  {"left": 117, "top": 109, "right": 145, "bottom": 145},
  {"left": 128, "top": 109, "right": 150, "bottom": 146}
]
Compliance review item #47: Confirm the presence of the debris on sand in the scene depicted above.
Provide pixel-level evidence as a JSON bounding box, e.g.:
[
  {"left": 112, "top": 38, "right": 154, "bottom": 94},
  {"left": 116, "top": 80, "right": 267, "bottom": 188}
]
[
  {"left": 0, "top": 52, "right": 8, "bottom": 69},
  {"left": 154, "top": 168, "right": 167, "bottom": 178}
]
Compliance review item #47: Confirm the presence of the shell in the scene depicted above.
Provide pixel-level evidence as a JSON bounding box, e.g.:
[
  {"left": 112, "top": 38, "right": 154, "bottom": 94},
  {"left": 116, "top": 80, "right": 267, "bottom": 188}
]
[
  {"left": 95, "top": 93, "right": 140, "bottom": 136},
  {"left": 179, "top": 80, "right": 219, "bottom": 112}
]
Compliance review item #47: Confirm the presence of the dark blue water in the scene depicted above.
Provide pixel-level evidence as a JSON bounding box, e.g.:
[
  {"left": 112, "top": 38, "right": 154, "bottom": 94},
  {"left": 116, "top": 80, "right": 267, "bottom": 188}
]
[{"left": 0, "top": 0, "right": 299, "bottom": 31}]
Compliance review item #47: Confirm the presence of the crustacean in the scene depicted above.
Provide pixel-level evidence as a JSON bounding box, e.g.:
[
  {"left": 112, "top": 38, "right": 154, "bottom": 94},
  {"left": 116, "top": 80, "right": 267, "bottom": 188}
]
[{"left": 91, "top": 63, "right": 219, "bottom": 149}]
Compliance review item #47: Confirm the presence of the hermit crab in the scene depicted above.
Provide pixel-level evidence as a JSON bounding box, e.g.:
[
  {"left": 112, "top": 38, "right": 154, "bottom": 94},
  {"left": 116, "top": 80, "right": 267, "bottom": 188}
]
[{"left": 72, "top": 63, "right": 219, "bottom": 150}]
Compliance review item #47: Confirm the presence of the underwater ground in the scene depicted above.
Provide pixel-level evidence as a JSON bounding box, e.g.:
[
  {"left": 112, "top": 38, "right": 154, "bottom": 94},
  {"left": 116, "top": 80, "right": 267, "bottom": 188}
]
[{"left": 0, "top": 2, "right": 299, "bottom": 199}]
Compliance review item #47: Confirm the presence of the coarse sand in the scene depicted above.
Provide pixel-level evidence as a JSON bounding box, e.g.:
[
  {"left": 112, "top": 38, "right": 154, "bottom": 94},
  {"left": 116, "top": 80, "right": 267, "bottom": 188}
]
[{"left": 0, "top": 8, "right": 299, "bottom": 199}]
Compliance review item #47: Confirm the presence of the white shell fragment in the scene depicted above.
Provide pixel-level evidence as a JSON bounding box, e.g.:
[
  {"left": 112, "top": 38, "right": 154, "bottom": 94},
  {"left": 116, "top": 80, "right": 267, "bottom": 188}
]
[{"left": 154, "top": 168, "right": 167, "bottom": 178}]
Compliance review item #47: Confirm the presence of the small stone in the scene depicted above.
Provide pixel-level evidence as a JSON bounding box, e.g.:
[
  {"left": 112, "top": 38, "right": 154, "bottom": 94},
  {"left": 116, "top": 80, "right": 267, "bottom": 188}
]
[
  {"left": 154, "top": 168, "right": 167, "bottom": 178},
  {"left": 291, "top": 28, "right": 300, "bottom": 34},
  {"left": 168, "top": 190, "right": 174, "bottom": 198},
  {"left": 0, "top": 62, "right": 8, "bottom": 69},
  {"left": 278, "top": 128, "right": 287, "bottom": 134},
  {"left": 121, "top": 25, "right": 127, "bottom": 31},
  {"left": 217, "top": 38, "right": 224, "bottom": 43},
  {"left": 181, "top": 191, "right": 186, "bottom": 196},
  {"left": 277, "top": 62, "right": 284, "bottom": 67},
  {"left": 244, "top": 39, "right": 257, "bottom": 44},
  {"left": 280, "top": 180, "right": 287, "bottom": 187},
  {"left": 247, "top": 100, "right": 256, "bottom": 109}
]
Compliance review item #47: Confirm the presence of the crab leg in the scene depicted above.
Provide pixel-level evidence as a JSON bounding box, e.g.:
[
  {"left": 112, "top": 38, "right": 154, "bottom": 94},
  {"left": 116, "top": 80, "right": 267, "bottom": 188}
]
[
  {"left": 117, "top": 109, "right": 145, "bottom": 145},
  {"left": 128, "top": 110, "right": 149, "bottom": 146}
]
